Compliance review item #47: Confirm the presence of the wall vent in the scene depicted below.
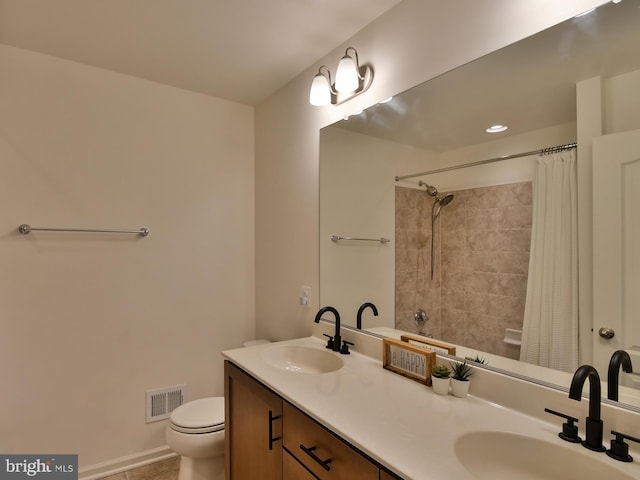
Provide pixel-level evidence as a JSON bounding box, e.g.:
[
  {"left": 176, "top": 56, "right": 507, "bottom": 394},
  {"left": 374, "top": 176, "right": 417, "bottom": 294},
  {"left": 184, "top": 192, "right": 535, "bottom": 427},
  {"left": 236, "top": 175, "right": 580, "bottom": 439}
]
[{"left": 145, "top": 384, "right": 186, "bottom": 423}]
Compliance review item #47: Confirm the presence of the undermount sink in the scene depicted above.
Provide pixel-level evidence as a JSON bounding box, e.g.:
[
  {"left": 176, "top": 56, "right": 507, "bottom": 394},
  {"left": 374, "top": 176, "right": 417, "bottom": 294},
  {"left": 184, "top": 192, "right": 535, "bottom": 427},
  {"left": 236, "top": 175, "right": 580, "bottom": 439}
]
[
  {"left": 455, "top": 431, "right": 634, "bottom": 480},
  {"left": 261, "top": 345, "right": 343, "bottom": 374}
]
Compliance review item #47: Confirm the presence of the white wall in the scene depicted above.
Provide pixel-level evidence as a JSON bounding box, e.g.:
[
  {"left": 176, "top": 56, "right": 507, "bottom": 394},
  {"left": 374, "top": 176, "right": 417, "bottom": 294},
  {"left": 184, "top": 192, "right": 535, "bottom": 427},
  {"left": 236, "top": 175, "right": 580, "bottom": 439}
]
[
  {"left": 0, "top": 45, "right": 255, "bottom": 469},
  {"left": 604, "top": 69, "right": 640, "bottom": 133},
  {"left": 255, "top": 0, "right": 606, "bottom": 342},
  {"left": 320, "top": 126, "right": 439, "bottom": 328}
]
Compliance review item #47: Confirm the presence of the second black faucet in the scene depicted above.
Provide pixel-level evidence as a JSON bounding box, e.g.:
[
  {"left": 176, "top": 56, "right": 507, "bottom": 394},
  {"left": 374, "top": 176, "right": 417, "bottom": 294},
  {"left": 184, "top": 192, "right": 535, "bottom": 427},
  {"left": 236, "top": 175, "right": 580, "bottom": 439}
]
[
  {"left": 356, "top": 302, "right": 378, "bottom": 329},
  {"left": 569, "top": 365, "right": 606, "bottom": 452}
]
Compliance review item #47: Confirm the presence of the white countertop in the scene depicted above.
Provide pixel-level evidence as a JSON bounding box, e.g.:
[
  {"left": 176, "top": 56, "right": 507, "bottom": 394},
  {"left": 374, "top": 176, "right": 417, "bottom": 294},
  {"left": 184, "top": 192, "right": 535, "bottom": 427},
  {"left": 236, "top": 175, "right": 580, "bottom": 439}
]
[{"left": 223, "top": 335, "right": 640, "bottom": 480}]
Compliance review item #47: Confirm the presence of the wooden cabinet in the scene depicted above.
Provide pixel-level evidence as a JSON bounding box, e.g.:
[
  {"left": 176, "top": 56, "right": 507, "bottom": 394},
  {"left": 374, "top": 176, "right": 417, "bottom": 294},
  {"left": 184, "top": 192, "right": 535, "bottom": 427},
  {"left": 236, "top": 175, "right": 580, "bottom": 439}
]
[
  {"left": 283, "top": 450, "right": 318, "bottom": 479},
  {"left": 225, "top": 360, "right": 402, "bottom": 480},
  {"left": 225, "top": 361, "right": 283, "bottom": 480},
  {"left": 283, "top": 402, "right": 378, "bottom": 480},
  {"left": 380, "top": 470, "right": 402, "bottom": 480}
]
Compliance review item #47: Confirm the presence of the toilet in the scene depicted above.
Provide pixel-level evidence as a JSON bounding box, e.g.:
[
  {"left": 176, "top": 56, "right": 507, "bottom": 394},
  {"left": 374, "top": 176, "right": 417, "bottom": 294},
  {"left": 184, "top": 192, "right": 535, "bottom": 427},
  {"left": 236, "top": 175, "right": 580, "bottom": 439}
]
[
  {"left": 166, "top": 340, "right": 270, "bottom": 480},
  {"left": 166, "top": 397, "right": 225, "bottom": 480}
]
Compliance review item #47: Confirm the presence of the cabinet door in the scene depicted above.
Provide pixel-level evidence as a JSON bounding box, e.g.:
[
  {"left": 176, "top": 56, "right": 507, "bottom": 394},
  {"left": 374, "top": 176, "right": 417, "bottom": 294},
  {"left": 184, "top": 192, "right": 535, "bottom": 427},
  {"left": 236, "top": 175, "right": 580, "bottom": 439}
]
[
  {"left": 283, "top": 402, "right": 379, "bottom": 480},
  {"left": 283, "top": 450, "right": 318, "bottom": 480},
  {"left": 225, "top": 361, "right": 283, "bottom": 480}
]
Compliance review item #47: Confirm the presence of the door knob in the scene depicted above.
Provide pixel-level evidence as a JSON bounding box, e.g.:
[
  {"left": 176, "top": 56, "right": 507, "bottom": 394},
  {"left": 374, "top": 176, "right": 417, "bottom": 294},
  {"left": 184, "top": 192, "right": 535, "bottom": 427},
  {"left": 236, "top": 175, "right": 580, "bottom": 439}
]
[{"left": 599, "top": 327, "right": 615, "bottom": 339}]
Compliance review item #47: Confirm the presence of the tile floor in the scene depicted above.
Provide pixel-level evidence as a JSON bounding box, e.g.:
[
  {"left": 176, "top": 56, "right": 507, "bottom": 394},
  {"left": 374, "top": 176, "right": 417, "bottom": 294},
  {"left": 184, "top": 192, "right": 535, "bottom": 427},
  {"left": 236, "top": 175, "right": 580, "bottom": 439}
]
[{"left": 100, "top": 456, "right": 179, "bottom": 480}]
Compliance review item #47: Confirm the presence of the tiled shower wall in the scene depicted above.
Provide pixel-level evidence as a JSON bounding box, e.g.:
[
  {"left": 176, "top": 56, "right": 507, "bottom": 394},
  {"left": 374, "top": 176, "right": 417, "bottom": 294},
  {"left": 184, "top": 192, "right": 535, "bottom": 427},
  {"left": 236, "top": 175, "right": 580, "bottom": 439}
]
[{"left": 395, "top": 182, "right": 532, "bottom": 360}]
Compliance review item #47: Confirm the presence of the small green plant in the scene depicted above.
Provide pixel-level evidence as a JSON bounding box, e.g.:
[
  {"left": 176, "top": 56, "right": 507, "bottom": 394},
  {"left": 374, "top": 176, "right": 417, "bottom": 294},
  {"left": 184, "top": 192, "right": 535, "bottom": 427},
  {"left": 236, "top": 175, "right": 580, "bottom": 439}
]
[
  {"left": 451, "top": 360, "right": 473, "bottom": 381},
  {"left": 465, "top": 354, "right": 488, "bottom": 365},
  {"left": 431, "top": 364, "right": 451, "bottom": 379}
]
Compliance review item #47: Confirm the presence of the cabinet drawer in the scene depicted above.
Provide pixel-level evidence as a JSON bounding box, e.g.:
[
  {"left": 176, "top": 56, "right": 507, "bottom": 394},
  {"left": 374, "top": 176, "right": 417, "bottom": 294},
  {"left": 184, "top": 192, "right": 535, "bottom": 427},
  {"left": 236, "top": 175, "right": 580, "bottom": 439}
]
[
  {"left": 283, "top": 402, "right": 378, "bottom": 480},
  {"left": 283, "top": 450, "right": 318, "bottom": 480}
]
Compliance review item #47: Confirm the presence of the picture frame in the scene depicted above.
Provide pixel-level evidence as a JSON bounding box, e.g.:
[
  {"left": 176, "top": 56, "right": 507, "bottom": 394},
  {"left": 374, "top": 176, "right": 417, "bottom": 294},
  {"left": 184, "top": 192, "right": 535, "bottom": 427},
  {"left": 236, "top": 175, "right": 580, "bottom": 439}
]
[
  {"left": 382, "top": 338, "right": 436, "bottom": 385},
  {"left": 399, "top": 334, "right": 457, "bottom": 356}
]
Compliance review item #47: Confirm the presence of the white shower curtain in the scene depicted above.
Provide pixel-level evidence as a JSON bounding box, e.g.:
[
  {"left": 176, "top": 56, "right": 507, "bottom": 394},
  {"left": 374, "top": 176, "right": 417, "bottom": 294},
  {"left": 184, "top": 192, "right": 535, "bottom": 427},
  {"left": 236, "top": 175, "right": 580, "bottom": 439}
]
[{"left": 520, "top": 150, "right": 578, "bottom": 373}]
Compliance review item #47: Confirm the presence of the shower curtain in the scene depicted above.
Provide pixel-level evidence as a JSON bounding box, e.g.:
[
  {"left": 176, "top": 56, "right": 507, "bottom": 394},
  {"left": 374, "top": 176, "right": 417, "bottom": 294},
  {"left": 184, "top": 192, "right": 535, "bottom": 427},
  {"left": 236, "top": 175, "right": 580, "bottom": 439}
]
[{"left": 520, "top": 150, "right": 578, "bottom": 373}]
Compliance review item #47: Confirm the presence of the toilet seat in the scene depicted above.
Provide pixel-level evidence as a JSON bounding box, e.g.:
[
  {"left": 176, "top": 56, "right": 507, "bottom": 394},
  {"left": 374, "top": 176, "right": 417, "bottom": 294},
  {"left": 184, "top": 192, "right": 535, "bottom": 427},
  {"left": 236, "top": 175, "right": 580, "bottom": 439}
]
[{"left": 169, "top": 397, "right": 224, "bottom": 434}]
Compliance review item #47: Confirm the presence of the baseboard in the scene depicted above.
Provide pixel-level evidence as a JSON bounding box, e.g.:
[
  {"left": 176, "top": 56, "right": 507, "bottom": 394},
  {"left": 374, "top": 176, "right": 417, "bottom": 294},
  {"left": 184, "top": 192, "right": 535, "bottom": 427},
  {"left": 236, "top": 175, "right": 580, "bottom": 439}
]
[{"left": 78, "top": 445, "right": 177, "bottom": 480}]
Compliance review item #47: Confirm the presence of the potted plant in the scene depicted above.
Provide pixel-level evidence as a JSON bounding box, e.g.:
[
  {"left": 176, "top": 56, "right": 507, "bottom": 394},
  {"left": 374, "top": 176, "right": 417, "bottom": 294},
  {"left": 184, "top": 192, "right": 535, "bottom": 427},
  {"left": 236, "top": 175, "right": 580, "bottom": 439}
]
[
  {"left": 450, "top": 360, "right": 473, "bottom": 397},
  {"left": 430, "top": 364, "right": 451, "bottom": 395},
  {"left": 466, "top": 355, "right": 487, "bottom": 365}
]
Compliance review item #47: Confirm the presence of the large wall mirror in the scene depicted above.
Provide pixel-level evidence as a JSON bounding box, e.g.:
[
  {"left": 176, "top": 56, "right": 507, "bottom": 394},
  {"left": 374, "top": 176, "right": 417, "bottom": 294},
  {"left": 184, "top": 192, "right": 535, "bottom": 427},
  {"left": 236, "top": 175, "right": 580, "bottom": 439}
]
[{"left": 320, "top": 0, "right": 640, "bottom": 410}]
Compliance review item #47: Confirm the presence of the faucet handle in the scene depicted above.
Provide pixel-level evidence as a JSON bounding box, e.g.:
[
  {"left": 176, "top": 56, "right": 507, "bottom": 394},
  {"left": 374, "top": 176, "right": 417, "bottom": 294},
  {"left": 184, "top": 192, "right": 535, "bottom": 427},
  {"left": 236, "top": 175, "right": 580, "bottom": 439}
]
[
  {"left": 340, "top": 340, "right": 354, "bottom": 355},
  {"left": 544, "top": 408, "right": 582, "bottom": 443},
  {"left": 607, "top": 430, "right": 640, "bottom": 462},
  {"left": 322, "top": 333, "right": 334, "bottom": 350}
]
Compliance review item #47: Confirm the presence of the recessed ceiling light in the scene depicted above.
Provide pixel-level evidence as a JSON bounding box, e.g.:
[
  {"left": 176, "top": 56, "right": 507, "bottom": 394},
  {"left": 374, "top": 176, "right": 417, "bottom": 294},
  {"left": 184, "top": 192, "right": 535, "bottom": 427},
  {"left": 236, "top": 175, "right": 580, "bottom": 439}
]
[{"left": 486, "top": 124, "right": 508, "bottom": 133}]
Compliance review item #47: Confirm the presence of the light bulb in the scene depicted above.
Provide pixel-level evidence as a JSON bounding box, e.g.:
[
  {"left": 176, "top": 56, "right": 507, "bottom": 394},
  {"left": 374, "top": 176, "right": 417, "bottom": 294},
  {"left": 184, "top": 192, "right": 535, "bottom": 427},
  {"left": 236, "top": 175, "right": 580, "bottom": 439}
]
[
  {"left": 309, "top": 72, "right": 331, "bottom": 106},
  {"left": 335, "top": 54, "right": 359, "bottom": 93}
]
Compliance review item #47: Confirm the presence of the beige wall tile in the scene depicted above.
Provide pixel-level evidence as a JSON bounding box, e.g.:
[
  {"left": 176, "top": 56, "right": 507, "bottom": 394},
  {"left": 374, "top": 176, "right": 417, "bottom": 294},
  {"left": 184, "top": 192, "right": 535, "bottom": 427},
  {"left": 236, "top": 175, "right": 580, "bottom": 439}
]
[
  {"left": 496, "top": 230, "right": 532, "bottom": 252},
  {"left": 498, "top": 205, "right": 533, "bottom": 228},
  {"left": 396, "top": 182, "right": 531, "bottom": 359},
  {"left": 467, "top": 208, "right": 500, "bottom": 231}
]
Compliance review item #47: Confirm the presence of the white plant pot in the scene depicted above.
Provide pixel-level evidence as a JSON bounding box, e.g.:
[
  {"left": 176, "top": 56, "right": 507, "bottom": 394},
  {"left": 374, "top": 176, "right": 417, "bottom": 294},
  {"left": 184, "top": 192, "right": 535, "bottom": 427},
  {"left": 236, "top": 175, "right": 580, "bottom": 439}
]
[
  {"left": 451, "top": 378, "right": 470, "bottom": 398},
  {"left": 431, "top": 376, "right": 450, "bottom": 395}
]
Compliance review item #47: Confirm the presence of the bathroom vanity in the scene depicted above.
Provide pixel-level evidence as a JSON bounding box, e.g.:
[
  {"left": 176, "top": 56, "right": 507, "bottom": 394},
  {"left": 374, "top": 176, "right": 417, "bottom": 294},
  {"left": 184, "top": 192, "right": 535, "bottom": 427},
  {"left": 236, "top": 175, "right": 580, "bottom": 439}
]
[
  {"left": 225, "top": 361, "right": 397, "bottom": 479},
  {"left": 223, "top": 332, "right": 640, "bottom": 479}
]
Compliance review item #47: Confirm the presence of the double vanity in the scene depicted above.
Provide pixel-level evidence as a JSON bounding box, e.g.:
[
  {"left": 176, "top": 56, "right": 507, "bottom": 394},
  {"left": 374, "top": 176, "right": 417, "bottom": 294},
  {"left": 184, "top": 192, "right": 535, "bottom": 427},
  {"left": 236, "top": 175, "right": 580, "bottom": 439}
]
[{"left": 223, "top": 323, "right": 640, "bottom": 479}]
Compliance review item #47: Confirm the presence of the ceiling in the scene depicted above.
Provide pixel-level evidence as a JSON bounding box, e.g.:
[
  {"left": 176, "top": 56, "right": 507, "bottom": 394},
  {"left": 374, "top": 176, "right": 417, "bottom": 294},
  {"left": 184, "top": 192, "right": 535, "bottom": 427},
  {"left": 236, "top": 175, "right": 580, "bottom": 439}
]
[
  {"left": 334, "top": 0, "right": 640, "bottom": 152},
  {"left": 0, "top": 0, "right": 402, "bottom": 105}
]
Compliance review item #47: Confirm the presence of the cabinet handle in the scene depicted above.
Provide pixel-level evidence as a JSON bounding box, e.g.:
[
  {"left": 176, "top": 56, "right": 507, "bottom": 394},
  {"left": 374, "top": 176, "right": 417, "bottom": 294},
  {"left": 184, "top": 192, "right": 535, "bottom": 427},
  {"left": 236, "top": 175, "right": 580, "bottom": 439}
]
[
  {"left": 268, "top": 410, "right": 281, "bottom": 450},
  {"left": 299, "top": 444, "right": 332, "bottom": 471}
]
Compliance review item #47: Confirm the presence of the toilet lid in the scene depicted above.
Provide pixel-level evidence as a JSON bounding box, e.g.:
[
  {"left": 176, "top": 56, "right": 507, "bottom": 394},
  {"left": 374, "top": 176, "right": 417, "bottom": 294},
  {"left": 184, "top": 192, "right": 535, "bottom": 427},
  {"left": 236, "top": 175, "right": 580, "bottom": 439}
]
[{"left": 170, "top": 397, "right": 225, "bottom": 431}]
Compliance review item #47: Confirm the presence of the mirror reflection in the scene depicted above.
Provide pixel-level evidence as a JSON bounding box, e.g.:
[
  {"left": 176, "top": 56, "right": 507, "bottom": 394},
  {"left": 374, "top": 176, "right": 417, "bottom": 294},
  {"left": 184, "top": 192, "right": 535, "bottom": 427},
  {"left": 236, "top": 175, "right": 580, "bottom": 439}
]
[{"left": 320, "top": 0, "right": 640, "bottom": 408}]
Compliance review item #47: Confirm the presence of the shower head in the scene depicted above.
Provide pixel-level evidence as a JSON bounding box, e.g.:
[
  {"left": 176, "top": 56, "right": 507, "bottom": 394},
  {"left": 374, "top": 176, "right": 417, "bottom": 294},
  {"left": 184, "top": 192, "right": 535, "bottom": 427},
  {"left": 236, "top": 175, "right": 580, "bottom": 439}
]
[
  {"left": 438, "top": 193, "right": 454, "bottom": 206},
  {"left": 418, "top": 180, "right": 454, "bottom": 208},
  {"left": 432, "top": 192, "right": 454, "bottom": 222}
]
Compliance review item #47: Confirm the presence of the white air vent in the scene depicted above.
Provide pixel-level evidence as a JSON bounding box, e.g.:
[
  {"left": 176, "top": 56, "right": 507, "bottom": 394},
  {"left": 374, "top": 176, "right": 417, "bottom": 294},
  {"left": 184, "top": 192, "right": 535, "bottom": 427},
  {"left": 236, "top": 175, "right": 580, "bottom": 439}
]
[{"left": 146, "top": 384, "right": 186, "bottom": 423}]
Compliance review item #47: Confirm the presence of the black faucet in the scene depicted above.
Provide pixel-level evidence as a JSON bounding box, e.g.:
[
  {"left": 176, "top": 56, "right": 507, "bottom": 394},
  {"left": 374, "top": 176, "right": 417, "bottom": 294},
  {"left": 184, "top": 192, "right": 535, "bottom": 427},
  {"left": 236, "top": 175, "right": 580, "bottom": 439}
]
[
  {"left": 608, "top": 350, "right": 633, "bottom": 402},
  {"left": 356, "top": 302, "right": 378, "bottom": 329},
  {"left": 569, "top": 365, "right": 606, "bottom": 452},
  {"left": 314, "top": 306, "right": 341, "bottom": 352}
]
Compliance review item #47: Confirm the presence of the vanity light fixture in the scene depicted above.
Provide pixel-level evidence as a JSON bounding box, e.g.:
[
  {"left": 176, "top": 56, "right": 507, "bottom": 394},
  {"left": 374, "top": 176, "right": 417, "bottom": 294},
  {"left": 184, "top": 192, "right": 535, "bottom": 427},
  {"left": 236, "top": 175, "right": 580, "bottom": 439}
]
[
  {"left": 309, "top": 47, "right": 373, "bottom": 106},
  {"left": 486, "top": 124, "right": 508, "bottom": 133}
]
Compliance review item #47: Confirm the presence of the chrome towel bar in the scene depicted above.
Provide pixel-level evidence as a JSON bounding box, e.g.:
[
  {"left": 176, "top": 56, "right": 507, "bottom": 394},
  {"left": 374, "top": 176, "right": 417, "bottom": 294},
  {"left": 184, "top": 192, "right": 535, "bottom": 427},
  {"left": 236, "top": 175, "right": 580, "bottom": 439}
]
[
  {"left": 18, "top": 224, "right": 150, "bottom": 237},
  {"left": 330, "top": 235, "right": 390, "bottom": 244}
]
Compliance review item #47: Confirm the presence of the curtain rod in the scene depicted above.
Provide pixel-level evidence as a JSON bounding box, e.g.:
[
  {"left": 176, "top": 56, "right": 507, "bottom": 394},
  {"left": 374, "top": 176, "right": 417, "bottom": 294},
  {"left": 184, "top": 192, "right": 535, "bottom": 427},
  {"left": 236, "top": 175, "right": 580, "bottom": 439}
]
[{"left": 394, "top": 142, "right": 577, "bottom": 182}]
